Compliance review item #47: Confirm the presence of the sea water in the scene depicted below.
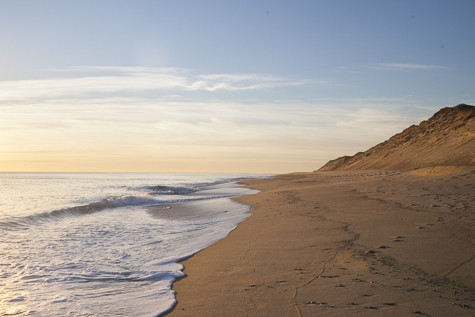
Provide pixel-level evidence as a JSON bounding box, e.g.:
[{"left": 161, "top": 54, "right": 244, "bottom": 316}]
[{"left": 0, "top": 173, "right": 261, "bottom": 316}]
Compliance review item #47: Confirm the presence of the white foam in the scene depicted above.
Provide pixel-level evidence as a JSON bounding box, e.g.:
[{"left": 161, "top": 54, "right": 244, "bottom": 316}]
[{"left": 0, "top": 173, "right": 261, "bottom": 316}]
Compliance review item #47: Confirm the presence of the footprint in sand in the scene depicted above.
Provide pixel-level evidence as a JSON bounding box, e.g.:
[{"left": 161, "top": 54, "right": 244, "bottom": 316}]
[
  {"left": 364, "top": 306, "right": 379, "bottom": 310},
  {"left": 392, "top": 235, "right": 404, "bottom": 242}
]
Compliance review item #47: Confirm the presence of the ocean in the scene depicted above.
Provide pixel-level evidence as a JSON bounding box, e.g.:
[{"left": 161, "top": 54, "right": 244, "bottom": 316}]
[{"left": 0, "top": 173, "right": 261, "bottom": 316}]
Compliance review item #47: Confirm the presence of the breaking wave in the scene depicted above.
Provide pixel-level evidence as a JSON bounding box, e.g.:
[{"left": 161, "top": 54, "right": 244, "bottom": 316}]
[
  {"left": 0, "top": 195, "right": 164, "bottom": 230},
  {"left": 144, "top": 185, "right": 198, "bottom": 195}
]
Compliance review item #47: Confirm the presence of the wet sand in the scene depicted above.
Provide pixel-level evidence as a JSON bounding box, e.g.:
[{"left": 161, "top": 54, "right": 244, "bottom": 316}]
[{"left": 168, "top": 168, "right": 475, "bottom": 316}]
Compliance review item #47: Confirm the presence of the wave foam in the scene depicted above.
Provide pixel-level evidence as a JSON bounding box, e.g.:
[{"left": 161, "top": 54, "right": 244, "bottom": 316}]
[
  {"left": 0, "top": 195, "right": 162, "bottom": 230},
  {"left": 145, "top": 185, "right": 198, "bottom": 195}
]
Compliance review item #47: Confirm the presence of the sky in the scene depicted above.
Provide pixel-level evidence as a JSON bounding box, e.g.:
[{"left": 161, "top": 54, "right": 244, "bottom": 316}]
[{"left": 0, "top": 0, "right": 474, "bottom": 173}]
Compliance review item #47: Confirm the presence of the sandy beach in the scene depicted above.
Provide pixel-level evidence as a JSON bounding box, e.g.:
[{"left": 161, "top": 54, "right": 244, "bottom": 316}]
[{"left": 169, "top": 168, "right": 475, "bottom": 316}]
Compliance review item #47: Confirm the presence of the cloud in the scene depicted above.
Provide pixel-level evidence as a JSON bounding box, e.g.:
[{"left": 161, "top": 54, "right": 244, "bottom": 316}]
[
  {"left": 0, "top": 67, "right": 436, "bottom": 171},
  {"left": 192, "top": 73, "right": 310, "bottom": 92},
  {"left": 0, "top": 67, "right": 312, "bottom": 101},
  {"left": 335, "top": 107, "right": 415, "bottom": 132},
  {"left": 0, "top": 94, "right": 423, "bottom": 149},
  {"left": 376, "top": 63, "right": 452, "bottom": 71}
]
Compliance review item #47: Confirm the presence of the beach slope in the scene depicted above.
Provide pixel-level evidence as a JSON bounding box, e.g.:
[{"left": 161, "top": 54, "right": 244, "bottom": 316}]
[
  {"left": 169, "top": 104, "right": 475, "bottom": 316},
  {"left": 170, "top": 170, "right": 475, "bottom": 316}
]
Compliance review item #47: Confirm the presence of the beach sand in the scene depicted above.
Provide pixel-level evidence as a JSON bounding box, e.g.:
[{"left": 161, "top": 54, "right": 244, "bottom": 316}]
[{"left": 168, "top": 168, "right": 475, "bottom": 316}]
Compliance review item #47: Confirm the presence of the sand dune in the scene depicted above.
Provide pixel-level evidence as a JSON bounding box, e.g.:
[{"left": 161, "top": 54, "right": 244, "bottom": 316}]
[{"left": 319, "top": 104, "right": 475, "bottom": 171}]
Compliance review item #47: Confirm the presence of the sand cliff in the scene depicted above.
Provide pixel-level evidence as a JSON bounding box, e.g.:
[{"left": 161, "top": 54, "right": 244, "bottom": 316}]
[{"left": 319, "top": 104, "right": 475, "bottom": 171}]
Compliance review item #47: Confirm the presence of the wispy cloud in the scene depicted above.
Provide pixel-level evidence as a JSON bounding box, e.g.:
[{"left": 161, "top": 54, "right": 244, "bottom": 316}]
[
  {"left": 376, "top": 63, "right": 452, "bottom": 71},
  {"left": 192, "top": 73, "right": 311, "bottom": 92},
  {"left": 0, "top": 66, "right": 437, "bottom": 171},
  {"left": 335, "top": 107, "right": 415, "bottom": 132},
  {"left": 0, "top": 94, "right": 425, "bottom": 150},
  {"left": 0, "top": 67, "right": 311, "bottom": 101}
]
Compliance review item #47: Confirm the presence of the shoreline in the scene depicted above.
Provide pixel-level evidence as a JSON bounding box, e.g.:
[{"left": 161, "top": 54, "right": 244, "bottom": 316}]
[{"left": 168, "top": 169, "right": 475, "bottom": 316}]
